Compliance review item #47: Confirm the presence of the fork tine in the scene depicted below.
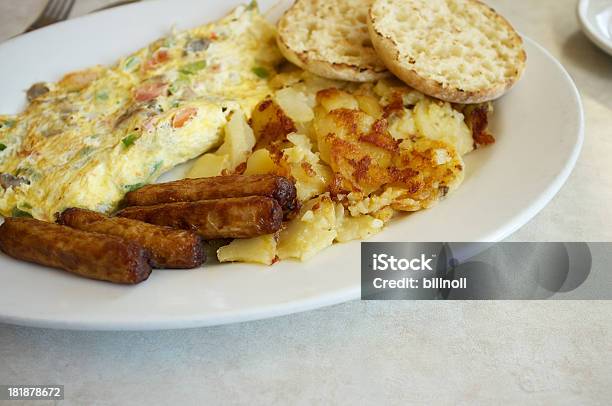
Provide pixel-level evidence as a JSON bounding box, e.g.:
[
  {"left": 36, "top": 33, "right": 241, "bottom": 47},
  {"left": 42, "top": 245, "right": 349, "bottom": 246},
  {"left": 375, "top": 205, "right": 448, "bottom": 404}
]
[
  {"left": 53, "top": 0, "right": 68, "bottom": 20},
  {"left": 56, "top": 0, "right": 76, "bottom": 20},
  {"left": 46, "top": 0, "right": 63, "bottom": 19},
  {"left": 23, "top": 0, "right": 77, "bottom": 33},
  {"left": 39, "top": 0, "right": 58, "bottom": 17},
  {"left": 67, "top": 0, "right": 76, "bottom": 17}
]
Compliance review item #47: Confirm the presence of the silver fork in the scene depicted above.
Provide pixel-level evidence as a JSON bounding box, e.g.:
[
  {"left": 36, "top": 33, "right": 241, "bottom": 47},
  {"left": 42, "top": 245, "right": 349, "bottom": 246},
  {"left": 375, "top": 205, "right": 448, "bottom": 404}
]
[{"left": 25, "top": 0, "right": 76, "bottom": 32}]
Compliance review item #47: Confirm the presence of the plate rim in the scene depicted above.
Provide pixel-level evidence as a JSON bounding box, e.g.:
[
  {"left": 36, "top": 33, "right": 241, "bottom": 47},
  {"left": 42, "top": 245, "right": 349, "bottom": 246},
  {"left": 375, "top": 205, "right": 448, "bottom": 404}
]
[
  {"left": 475, "top": 37, "right": 584, "bottom": 243},
  {"left": 577, "top": 0, "right": 612, "bottom": 57},
  {"left": 0, "top": 2, "right": 584, "bottom": 330}
]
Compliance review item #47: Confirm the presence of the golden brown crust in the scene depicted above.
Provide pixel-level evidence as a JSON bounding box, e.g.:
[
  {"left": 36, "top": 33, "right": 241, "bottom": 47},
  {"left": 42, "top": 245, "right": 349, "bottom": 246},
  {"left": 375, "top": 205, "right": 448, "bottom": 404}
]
[
  {"left": 116, "top": 196, "right": 284, "bottom": 239},
  {"left": 276, "top": 34, "right": 389, "bottom": 82},
  {"left": 275, "top": 0, "right": 389, "bottom": 82},
  {"left": 315, "top": 101, "right": 465, "bottom": 205},
  {"left": 0, "top": 217, "right": 151, "bottom": 284},
  {"left": 249, "top": 98, "right": 297, "bottom": 152},
  {"left": 367, "top": 0, "right": 526, "bottom": 103},
  {"left": 57, "top": 208, "right": 205, "bottom": 269},
  {"left": 123, "top": 174, "right": 297, "bottom": 211},
  {"left": 463, "top": 104, "right": 496, "bottom": 147}
]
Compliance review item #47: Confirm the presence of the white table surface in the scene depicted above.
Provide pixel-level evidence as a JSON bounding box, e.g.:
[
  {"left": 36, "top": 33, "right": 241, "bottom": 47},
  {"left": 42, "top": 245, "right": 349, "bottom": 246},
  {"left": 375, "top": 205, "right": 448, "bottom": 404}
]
[{"left": 0, "top": 0, "right": 611, "bottom": 404}]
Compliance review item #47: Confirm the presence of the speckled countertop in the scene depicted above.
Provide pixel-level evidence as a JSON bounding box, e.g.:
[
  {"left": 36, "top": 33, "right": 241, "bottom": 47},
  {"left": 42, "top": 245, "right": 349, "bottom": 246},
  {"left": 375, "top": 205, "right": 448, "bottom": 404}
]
[{"left": 0, "top": 0, "right": 611, "bottom": 404}]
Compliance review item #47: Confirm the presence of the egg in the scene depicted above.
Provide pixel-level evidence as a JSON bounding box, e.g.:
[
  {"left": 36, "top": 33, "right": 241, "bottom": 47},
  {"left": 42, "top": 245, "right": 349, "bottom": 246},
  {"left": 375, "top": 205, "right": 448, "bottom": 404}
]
[{"left": 0, "top": 4, "right": 282, "bottom": 220}]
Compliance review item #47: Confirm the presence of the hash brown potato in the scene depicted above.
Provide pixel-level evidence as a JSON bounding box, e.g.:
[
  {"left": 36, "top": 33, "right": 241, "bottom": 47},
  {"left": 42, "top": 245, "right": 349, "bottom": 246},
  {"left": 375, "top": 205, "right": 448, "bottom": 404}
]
[{"left": 204, "top": 69, "right": 494, "bottom": 263}]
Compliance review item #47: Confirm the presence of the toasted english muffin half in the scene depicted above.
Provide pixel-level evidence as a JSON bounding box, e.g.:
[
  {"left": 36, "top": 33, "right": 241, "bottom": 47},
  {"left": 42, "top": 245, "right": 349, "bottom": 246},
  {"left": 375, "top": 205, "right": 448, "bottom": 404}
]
[
  {"left": 277, "top": 0, "right": 388, "bottom": 82},
  {"left": 367, "top": 0, "right": 526, "bottom": 103}
]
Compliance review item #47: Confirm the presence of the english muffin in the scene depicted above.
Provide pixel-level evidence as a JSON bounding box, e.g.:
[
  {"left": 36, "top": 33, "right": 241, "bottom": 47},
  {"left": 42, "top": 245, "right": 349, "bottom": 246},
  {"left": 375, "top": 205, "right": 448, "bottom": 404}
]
[{"left": 367, "top": 0, "right": 526, "bottom": 103}]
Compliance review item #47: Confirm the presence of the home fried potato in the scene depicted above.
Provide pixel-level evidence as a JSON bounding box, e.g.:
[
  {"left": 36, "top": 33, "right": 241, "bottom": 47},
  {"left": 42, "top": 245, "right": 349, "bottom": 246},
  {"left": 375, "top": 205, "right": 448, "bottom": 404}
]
[
  {"left": 277, "top": 195, "right": 338, "bottom": 261},
  {"left": 217, "top": 233, "right": 278, "bottom": 265},
  {"left": 314, "top": 88, "right": 465, "bottom": 207},
  {"left": 244, "top": 149, "right": 277, "bottom": 175},
  {"left": 185, "top": 71, "right": 494, "bottom": 263},
  {"left": 249, "top": 98, "right": 296, "bottom": 152},
  {"left": 187, "top": 110, "right": 255, "bottom": 178}
]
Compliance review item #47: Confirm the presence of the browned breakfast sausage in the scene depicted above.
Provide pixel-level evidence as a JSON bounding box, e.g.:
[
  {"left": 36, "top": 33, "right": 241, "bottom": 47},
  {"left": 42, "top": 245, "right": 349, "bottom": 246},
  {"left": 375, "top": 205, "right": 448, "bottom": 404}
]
[
  {"left": 0, "top": 217, "right": 151, "bottom": 284},
  {"left": 57, "top": 208, "right": 205, "bottom": 269},
  {"left": 123, "top": 174, "right": 297, "bottom": 211},
  {"left": 116, "top": 196, "right": 283, "bottom": 239}
]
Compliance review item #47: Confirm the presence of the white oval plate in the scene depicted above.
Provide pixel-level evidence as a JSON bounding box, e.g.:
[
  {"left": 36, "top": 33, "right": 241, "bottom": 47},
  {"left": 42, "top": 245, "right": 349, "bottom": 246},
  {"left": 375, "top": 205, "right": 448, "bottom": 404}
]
[
  {"left": 0, "top": 0, "right": 583, "bottom": 330},
  {"left": 578, "top": 0, "right": 612, "bottom": 56}
]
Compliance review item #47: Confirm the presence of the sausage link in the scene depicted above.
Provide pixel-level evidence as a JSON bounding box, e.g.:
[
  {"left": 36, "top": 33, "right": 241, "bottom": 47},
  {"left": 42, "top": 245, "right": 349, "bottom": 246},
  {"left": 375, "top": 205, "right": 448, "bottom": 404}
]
[
  {"left": 116, "top": 196, "right": 283, "bottom": 239},
  {"left": 123, "top": 174, "right": 297, "bottom": 211},
  {"left": 57, "top": 208, "right": 205, "bottom": 269},
  {"left": 0, "top": 217, "right": 151, "bottom": 284}
]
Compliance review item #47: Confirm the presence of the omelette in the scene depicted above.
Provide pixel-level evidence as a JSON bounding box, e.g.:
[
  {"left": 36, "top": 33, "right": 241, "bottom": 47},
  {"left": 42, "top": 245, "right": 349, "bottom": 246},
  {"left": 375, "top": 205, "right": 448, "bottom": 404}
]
[{"left": 0, "top": 4, "right": 282, "bottom": 220}]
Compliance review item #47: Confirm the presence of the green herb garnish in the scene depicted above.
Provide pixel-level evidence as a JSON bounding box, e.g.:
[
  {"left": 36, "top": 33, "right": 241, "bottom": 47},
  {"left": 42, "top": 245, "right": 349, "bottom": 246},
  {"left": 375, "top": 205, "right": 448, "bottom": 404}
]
[
  {"left": 121, "top": 133, "right": 139, "bottom": 148},
  {"left": 246, "top": 0, "right": 258, "bottom": 10},
  {"left": 124, "top": 183, "right": 145, "bottom": 192},
  {"left": 252, "top": 66, "right": 268, "bottom": 78},
  {"left": 179, "top": 60, "right": 207, "bottom": 75},
  {"left": 11, "top": 207, "right": 33, "bottom": 218},
  {"left": 168, "top": 82, "right": 179, "bottom": 95},
  {"left": 177, "top": 72, "right": 191, "bottom": 83},
  {"left": 0, "top": 143, "right": 6, "bottom": 151},
  {"left": 96, "top": 91, "right": 109, "bottom": 101},
  {"left": 77, "top": 146, "right": 94, "bottom": 158},
  {"left": 163, "top": 36, "right": 176, "bottom": 48},
  {"left": 0, "top": 119, "right": 15, "bottom": 129},
  {"left": 124, "top": 56, "right": 140, "bottom": 71},
  {"left": 151, "top": 160, "right": 163, "bottom": 174},
  {"left": 170, "top": 74, "right": 190, "bottom": 95}
]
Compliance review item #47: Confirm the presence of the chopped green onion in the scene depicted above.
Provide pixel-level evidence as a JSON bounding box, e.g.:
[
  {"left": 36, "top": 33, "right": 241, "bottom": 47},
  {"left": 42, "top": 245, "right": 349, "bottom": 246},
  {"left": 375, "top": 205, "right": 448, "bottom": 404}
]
[
  {"left": 252, "top": 66, "right": 268, "bottom": 78},
  {"left": 0, "top": 143, "right": 6, "bottom": 151},
  {"left": 124, "top": 183, "right": 145, "bottom": 192},
  {"left": 0, "top": 119, "right": 15, "bottom": 129},
  {"left": 96, "top": 91, "right": 109, "bottom": 101},
  {"left": 168, "top": 82, "right": 178, "bottom": 95},
  {"left": 163, "top": 37, "right": 175, "bottom": 48},
  {"left": 177, "top": 72, "right": 191, "bottom": 83},
  {"left": 179, "top": 60, "right": 207, "bottom": 75},
  {"left": 124, "top": 56, "right": 140, "bottom": 71},
  {"left": 121, "top": 133, "right": 139, "bottom": 148},
  {"left": 246, "top": 0, "right": 258, "bottom": 10},
  {"left": 77, "top": 146, "right": 94, "bottom": 158},
  {"left": 11, "top": 207, "right": 32, "bottom": 218},
  {"left": 151, "top": 160, "right": 163, "bottom": 174}
]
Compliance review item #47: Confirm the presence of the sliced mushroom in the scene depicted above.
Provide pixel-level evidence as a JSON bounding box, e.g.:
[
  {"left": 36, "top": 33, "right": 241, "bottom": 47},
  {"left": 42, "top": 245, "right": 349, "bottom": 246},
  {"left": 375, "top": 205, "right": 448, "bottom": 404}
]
[
  {"left": 26, "top": 82, "right": 50, "bottom": 102},
  {"left": 42, "top": 128, "right": 63, "bottom": 137},
  {"left": 185, "top": 38, "right": 210, "bottom": 54},
  {"left": 0, "top": 173, "right": 29, "bottom": 189},
  {"left": 115, "top": 106, "right": 144, "bottom": 128}
]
